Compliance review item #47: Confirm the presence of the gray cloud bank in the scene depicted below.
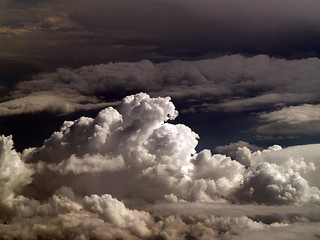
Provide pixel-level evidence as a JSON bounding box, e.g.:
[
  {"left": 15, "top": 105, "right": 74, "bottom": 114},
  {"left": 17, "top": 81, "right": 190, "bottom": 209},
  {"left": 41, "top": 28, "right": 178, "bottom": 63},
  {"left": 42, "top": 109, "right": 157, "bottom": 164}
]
[
  {"left": 1, "top": 55, "right": 320, "bottom": 141},
  {"left": 2, "top": 55, "right": 320, "bottom": 116},
  {"left": 1, "top": 93, "right": 320, "bottom": 239}
]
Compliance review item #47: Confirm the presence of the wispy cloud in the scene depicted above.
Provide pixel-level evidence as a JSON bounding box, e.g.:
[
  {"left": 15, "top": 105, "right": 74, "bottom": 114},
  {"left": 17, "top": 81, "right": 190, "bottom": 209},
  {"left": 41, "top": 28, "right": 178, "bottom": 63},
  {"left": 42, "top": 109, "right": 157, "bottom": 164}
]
[{"left": 257, "top": 104, "right": 320, "bottom": 136}]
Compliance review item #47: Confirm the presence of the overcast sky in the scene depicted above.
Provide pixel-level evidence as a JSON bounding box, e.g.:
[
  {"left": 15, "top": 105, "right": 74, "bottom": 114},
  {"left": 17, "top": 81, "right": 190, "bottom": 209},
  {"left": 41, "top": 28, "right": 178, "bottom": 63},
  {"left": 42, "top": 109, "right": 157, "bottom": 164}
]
[{"left": 1, "top": 0, "right": 320, "bottom": 239}]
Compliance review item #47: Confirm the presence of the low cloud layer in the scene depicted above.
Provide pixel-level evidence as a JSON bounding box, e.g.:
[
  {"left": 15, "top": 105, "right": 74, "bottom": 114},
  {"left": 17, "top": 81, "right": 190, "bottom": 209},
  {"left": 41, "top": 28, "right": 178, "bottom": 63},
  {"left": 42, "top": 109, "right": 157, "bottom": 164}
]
[{"left": 1, "top": 93, "right": 320, "bottom": 239}]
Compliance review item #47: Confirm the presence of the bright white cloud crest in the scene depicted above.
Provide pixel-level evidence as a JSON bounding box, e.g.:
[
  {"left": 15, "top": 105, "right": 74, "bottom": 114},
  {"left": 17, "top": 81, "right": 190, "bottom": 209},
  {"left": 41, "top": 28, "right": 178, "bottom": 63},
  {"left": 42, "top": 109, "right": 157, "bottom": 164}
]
[{"left": 1, "top": 93, "right": 320, "bottom": 239}]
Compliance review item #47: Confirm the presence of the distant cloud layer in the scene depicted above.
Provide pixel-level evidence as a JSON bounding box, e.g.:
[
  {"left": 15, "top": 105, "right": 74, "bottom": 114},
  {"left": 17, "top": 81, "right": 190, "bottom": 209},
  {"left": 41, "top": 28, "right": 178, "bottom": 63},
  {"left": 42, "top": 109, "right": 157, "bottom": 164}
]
[
  {"left": 1, "top": 55, "right": 320, "bottom": 141},
  {"left": 1, "top": 0, "right": 320, "bottom": 70},
  {"left": 1, "top": 93, "right": 320, "bottom": 239},
  {"left": 2, "top": 55, "right": 320, "bottom": 116}
]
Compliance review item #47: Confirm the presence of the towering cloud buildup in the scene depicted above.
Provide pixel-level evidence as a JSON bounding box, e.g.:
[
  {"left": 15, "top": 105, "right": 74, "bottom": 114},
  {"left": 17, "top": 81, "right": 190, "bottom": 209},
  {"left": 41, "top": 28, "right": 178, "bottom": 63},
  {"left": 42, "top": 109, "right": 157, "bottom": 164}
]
[
  {"left": 0, "top": 136, "right": 33, "bottom": 212},
  {"left": 0, "top": 93, "right": 320, "bottom": 239}
]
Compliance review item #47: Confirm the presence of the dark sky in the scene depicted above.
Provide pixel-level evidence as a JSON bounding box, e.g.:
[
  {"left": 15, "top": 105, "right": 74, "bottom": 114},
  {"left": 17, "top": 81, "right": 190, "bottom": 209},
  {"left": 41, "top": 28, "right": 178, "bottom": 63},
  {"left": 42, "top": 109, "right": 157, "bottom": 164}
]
[
  {"left": 1, "top": 0, "right": 320, "bottom": 71},
  {"left": 1, "top": 1, "right": 320, "bottom": 239},
  {"left": 1, "top": 0, "right": 320, "bottom": 160}
]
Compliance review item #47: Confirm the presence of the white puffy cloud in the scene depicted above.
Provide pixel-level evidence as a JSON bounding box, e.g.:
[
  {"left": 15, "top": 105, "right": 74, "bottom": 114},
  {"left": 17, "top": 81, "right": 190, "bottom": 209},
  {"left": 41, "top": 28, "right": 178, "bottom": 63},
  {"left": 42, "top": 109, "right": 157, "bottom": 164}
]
[
  {"left": 237, "top": 162, "right": 320, "bottom": 205},
  {"left": 233, "top": 144, "right": 320, "bottom": 205},
  {"left": 1, "top": 93, "right": 320, "bottom": 239},
  {"left": 215, "top": 141, "right": 262, "bottom": 167},
  {"left": 20, "top": 93, "right": 320, "bottom": 206},
  {"left": 0, "top": 194, "right": 149, "bottom": 240},
  {"left": 249, "top": 144, "right": 320, "bottom": 187},
  {"left": 0, "top": 135, "right": 33, "bottom": 209},
  {"left": 189, "top": 150, "right": 245, "bottom": 199},
  {"left": 83, "top": 194, "right": 152, "bottom": 238},
  {"left": 24, "top": 93, "right": 197, "bottom": 203}
]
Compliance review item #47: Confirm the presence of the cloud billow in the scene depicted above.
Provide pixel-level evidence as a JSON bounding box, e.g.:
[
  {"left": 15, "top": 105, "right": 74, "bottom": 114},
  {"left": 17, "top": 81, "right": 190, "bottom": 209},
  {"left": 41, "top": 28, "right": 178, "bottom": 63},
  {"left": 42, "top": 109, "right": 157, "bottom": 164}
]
[{"left": 1, "top": 93, "right": 320, "bottom": 239}]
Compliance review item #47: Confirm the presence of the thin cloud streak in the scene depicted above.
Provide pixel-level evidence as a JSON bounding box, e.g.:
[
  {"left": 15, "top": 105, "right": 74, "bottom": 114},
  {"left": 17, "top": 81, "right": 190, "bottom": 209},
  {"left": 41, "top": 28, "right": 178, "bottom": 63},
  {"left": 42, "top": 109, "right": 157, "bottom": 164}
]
[{"left": 256, "top": 104, "right": 320, "bottom": 136}]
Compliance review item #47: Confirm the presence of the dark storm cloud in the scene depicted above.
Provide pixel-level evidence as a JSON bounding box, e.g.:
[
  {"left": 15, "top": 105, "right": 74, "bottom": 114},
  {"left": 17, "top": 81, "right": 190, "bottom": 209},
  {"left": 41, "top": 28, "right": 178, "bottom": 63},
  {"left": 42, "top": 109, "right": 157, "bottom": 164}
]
[
  {"left": 1, "top": 93, "right": 320, "bottom": 239},
  {"left": 1, "top": 0, "right": 320, "bottom": 73}
]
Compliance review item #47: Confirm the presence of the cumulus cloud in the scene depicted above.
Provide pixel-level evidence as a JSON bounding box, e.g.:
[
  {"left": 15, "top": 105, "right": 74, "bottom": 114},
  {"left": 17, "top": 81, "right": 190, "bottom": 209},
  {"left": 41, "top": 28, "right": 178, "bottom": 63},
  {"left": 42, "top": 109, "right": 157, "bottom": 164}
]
[
  {"left": 237, "top": 161, "right": 320, "bottom": 205},
  {"left": 230, "top": 144, "right": 320, "bottom": 205},
  {"left": 215, "top": 141, "right": 262, "bottom": 167},
  {"left": 249, "top": 144, "right": 320, "bottom": 187},
  {"left": 83, "top": 194, "right": 152, "bottom": 238},
  {"left": 2, "top": 55, "right": 320, "bottom": 117},
  {"left": 257, "top": 104, "right": 320, "bottom": 136},
  {"left": 1, "top": 93, "right": 320, "bottom": 239},
  {"left": 189, "top": 150, "right": 245, "bottom": 200},
  {"left": 0, "top": 135, "right": 33, "bottom": 208},
  {"left": 24, "top": 93, "right": 198, "bottom": 203}
]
